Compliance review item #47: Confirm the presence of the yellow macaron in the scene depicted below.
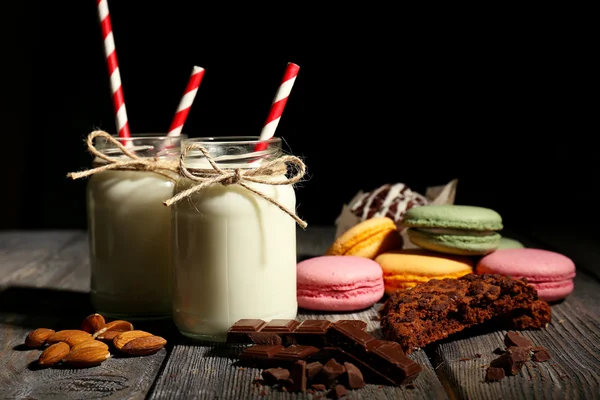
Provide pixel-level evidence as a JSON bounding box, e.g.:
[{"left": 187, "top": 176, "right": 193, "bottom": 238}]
[
  {"left": 326, "top": 217, "right": 403, "bottom": 259},
  {"left": 375, "top": 248, "right": 474, "bottom": 295}
]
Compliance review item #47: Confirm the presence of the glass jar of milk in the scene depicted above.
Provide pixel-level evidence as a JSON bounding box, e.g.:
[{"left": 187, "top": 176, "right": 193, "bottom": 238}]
[
  {"left": 171, "top": 136, "right": 299, "bottom": 341},
  {"left": 87, "top": 134, "right": 185, "bottom": 320}
]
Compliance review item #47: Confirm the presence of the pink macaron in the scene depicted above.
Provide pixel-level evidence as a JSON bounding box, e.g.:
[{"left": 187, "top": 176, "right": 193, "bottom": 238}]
[
  {"left": 297, "top": 255, "right": 385, "bottom": 311},
  {"left": 476, "top": 248, "right": 576, "bottom": 302}
]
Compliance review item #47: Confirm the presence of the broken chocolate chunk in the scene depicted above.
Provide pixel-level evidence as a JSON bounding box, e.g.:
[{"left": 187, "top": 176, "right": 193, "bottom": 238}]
[
  {"left": 320, "top": 358, "right": 346, "bottom": 386},
  {"left": 328, "top": 384, "right": 348, "bottom": 399},
  {"left": 485, "top": 366, "right": 506, "bottom": 382},
  {"left": 490, "top": 347, "right": 530, "bottom": 375},
  {"left": 532, "top": 349, "right": 552, "bottom": 362},
  {"left": 262, "top": 368, "right": 290, "bottom": 385},
  {"left": 287, "top": 360, "right": 307, "bottom": 392},
  {"left": 306, "top": 361, "right": 324, "bottom": 382},
  {"left": 311, "top": 383, "right": 327, "bottom": 391},
  {"left": 504, "top": 331, "right": 533, "bottom": 350},
  {"left": 343, "top": 362, "right": 365, "bottom": 389}
]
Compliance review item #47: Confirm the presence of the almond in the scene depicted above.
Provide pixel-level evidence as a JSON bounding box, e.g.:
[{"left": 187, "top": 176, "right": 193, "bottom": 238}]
[
  {"left": 25, "top": 328, "right": 55, "bottom": 348},
  {"left": 113, "top": 330, "right": 153, "bottom": 351},
  {"left": 46, "top": 330, "right": 92, "bottom": 347},
  {"left": 38, "top": 342, "right": 70, "bottom": 366},
  {"left": 92, "top": 320, "right": 134, "bottom": 339},
  {"left": 80, "top": 313, "right": 106, "bottom": 334},
  {"left": 121, "top": 335, "right": 167, "bottom": 356},
  {"left": 63, "top": 347, "right": 110, "bottom": 368},
  {"left": 96, "top": 330, "right": 121, "bottom": 342},
  {"left": 71, "top": 340, "right": 109, "bottom": 352}
]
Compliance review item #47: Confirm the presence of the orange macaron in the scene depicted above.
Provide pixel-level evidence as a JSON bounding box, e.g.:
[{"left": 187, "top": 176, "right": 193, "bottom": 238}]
[
  {"left": 375, "top": 248, "right": 474, "bottom": 295},
  {"left": 325, "top": 217, "right": 403, "bottom": 259}
]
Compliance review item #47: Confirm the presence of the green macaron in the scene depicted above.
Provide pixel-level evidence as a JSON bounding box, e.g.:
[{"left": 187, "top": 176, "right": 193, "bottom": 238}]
[
  {"left": 402, "top": 205, "right": 503, "bottom": 256},
  {"left": 498, "top": 236, "right": 525, "bottom": 249}
]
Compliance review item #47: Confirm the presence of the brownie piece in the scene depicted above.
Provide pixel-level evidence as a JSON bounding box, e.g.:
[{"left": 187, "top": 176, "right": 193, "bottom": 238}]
[{"left": 379, "top": 274, "right": 552, "bottom": 353}]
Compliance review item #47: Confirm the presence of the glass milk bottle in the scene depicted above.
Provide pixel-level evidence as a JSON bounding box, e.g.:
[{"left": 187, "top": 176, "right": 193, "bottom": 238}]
[
  {"left": 86, "top": 134, "right": 185, "bottom": 320},
  {"left": 170, "top": 136, "right": 302, "bottom": 341}
]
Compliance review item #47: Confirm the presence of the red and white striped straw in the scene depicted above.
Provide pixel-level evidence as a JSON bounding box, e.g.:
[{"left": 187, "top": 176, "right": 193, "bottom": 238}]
[
  {"left": 97, "top": 0, "right": 130, "bottom": 139},
  {"left": 168, "top": 66, "right": 205, "bottom": 137},
  {"left": 255, "top": 62, "right": 300, "bottom": 152}
]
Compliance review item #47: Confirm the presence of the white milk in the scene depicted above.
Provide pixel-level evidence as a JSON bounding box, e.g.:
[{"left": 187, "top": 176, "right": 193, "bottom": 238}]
[
  {"left": 87, "top": 170, "right": 175, "bottom": 319},
  {"left": 171, "top": 167, "right": 298, "bottom": 341}
]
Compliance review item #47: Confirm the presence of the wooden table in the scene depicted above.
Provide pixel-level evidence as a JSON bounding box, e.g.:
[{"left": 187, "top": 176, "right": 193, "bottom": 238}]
[{"left": 1, "top": 227, "right": 599, "bottom": 399}]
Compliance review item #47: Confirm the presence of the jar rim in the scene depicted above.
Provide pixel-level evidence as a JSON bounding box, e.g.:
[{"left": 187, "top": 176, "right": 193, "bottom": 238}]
[{"left": 184, "top": 136, "right": 281, "bottom": 146}]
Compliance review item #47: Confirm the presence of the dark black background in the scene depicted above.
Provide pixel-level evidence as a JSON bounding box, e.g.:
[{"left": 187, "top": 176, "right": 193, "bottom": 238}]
[{"left": 2, "top": 2, "right": 597, "bottom": 237}]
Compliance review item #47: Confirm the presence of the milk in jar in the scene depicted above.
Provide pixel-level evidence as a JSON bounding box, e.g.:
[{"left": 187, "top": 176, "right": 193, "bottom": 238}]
[
  {"left": 86, "top": 134, "right": 184, "bottom": 319},
  {"left": 170, "top": 137, "right": 301, "bottom": 341}
]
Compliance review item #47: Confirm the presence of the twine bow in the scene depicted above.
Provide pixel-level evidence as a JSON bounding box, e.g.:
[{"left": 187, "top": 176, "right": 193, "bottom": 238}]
[
  {"left": 163, "top": 142, "right": 308, "bottom": 228},
  {"left": 66, "top": 130, "right": 179, "bottom": 181}
]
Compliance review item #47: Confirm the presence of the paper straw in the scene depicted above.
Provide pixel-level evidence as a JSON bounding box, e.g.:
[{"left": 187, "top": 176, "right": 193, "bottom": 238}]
[
  {"left": 254, "top": 62, "right": 300, "bottom": 152},
  {"left": 168, "top": 66, "right": 205, "bottom": 137},
  {"left": 97, "top": 0, "right": 130, "bottom": 139}
]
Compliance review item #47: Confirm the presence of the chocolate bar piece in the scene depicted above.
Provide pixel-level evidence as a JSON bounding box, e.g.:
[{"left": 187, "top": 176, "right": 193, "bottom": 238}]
[
  {"left": 248, "top": 332, "right": 282, "bottom": 345},
  {"left": 262, "top": 319, "right": 300, "bottom": 345},
  {"left": 325, "top": 320, "right": 379, "bottom": 361},
  {"left": 292, "top": 320, "right": 332, "bottom": 347},
  {"left": 334, "top": 320, "right": 367, "bottom": 330},
  {"left": 367, "top": 341, "right": 422, "bottom": 385},
  {"left": 262, "top": 367, "right": 290, "bottom": 385},
  {"left": 325, "top": 322, "right": 422, "bottom": 385},
  {"left": 272, "top": 345, "right": 319, "bottom": 362},
  {"left": 286, "top": 360, "right": 307, "bottom": 392},
  {"left": 238, "top": 344, "right": 284, "bottom": 367},
  {"left": 226, "top": 319, "right": 267, "bottom": 343}
]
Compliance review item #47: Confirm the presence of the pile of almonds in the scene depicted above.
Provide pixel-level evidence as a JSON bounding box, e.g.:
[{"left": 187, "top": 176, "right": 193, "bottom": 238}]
[{"left": 24, "top": 313, "right": 167, "bottom": 368}]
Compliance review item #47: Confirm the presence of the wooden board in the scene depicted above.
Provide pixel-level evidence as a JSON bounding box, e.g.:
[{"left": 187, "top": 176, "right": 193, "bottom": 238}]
[
  {"left": 1, "top": 227, "right": 600, "bottom": 399},
  {"left": 0, "top": 231, "right": 167, "bottom": 399}
]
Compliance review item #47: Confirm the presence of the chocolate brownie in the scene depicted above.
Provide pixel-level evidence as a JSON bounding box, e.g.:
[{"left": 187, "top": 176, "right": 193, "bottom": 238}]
[{"left": 379, "top": 274, "right": 551, "bottom": 353}]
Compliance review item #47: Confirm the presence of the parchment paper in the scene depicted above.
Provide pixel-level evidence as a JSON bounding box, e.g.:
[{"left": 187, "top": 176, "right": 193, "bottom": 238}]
[{"left": 334, "top": 179, "right": 459, "bottom": 248}]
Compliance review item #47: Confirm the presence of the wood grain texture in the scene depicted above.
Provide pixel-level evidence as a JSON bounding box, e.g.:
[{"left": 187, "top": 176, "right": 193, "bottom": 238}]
[
  {"left": 149, "top": 304, "right": 448, "bottom": 400},
  {"left": 0, "top": 231, "right": 167, "bottom": 399},
  {"left": 149, "top": 226, "right": 448, "bottom": 399},
  {"left": 432, "top": 272, "right": 600, "bottom": 400},
  {"left": 1, "top": 227, "right": 599, "bottom": 400}
]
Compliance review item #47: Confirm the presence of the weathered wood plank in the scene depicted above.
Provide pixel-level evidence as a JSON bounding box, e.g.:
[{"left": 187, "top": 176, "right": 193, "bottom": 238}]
[
  {"left": 0, "top": 231, "right": 168, "bottom": 399},
  {"left": 428, "top": 230, "right": 600, "bottom": 400},
  {"left": 432, "top": 272, "right": 600, "bottom": 400},
  {"left": 0, "top": 231, "right": 84, "bottom": 288},
  {"left": 149, "top": 225, "right": 447, "bottom": 400},
  {"left": 149, "top": 303, "right": 448, "bottom": 400}
]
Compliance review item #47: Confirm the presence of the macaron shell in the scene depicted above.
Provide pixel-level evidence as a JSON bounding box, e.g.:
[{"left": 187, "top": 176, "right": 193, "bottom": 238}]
[
  {"left": 476, "top": 248, "right": 576, "bottom": 282},
  {"left": 376, "top": 249, "right": 473, "bottom": 295},
  {"left": 407, "top": 228, "right": 501, "bottom": 255},
  {"left": 325, "top": 217, "right": 402, "bottom": 258},
  {"left": 498, "top": 237, "right": 525, "bottom": 249},
  {"left": 297, "top": 255, "right": 385, "bottom": 311},
  {"left": 476, "top": 248, "right": 576, "bottom": 301},
  {"left": 402, "top": 205, "right": 503, "bottom": 230},
  {"left": 532, "top": 280, "right": 574, "bottom": 302}
]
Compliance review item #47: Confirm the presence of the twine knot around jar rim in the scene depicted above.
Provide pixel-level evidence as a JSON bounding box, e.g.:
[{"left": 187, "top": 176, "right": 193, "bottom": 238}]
[
  {"left": 163, "top": 142, "right": 308, "bottom": 229},
  {"left": 66, "top": 130, "right": 180, "bottom": 181}
]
